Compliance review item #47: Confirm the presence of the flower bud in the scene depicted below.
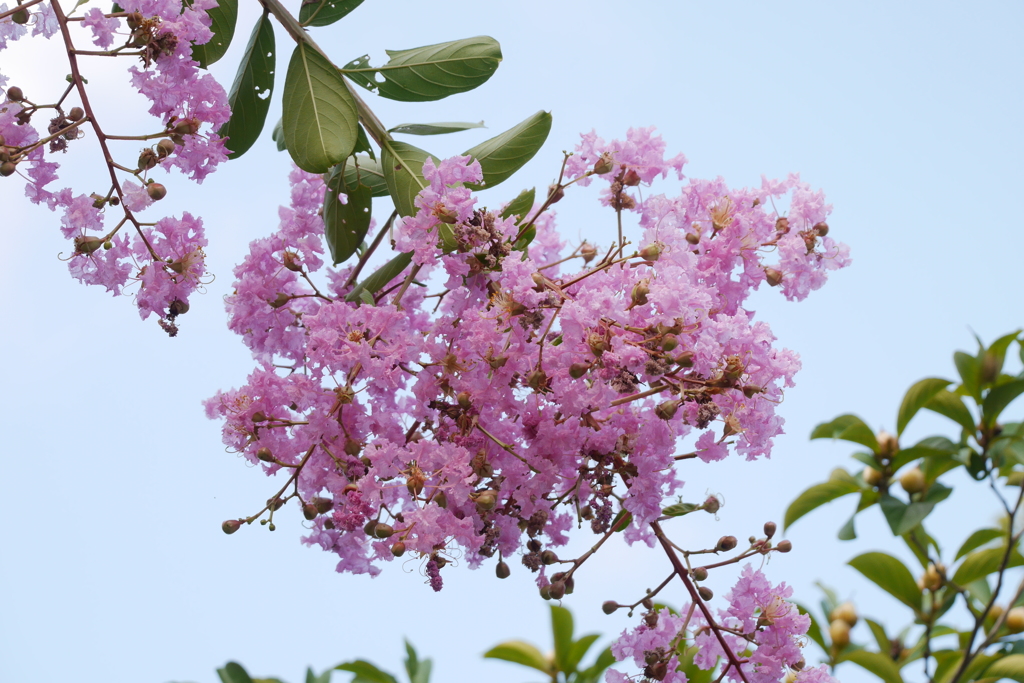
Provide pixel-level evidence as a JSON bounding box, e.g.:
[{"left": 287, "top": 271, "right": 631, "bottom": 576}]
[
  {"left": 541, "top": 550, "right": 558, "bottom": 565},
  {"left": 487, "top": 354, "right": 508, "bottom": 370},
  {"left": 569, "top": 362, "right": 590, "bottom": 379},
  {"left": 496, "top": 561, "right": 510, "bottom": 579},
  {"left": 675, "top": 351, "right": 694, "bottom": 368},
  {"left": 363, "top": 519, "right": 378, "bottom": 536},
  {"left": 548, "top": 580, "right": 566, "bottom": 600},
  {"left": 830, "top": 601, "right": 858, "bottom": 627},
  {"left": 172, "top": 118, "right": 198, "bottom": 136},
  {"left": 862, "top": 465, "right": 883, "bottom": 486},
  {"left": 776, "top": 540, "right": 792, "bottom": 553},
  {"left": 622, "top": 168, "right": 641, "bottom": 186},
  {"left": 526, "top": 368, "right": 548, "bottom": 391},
  {"left": 588, "top": 335, "right": 608, "bottom": 357},
  {"left": 602, "top": 600, "right": 618, "bottom": 614},
  {"left": 433, "top": 490, "right": 448, "bottom": 508},
  {"left": 475, "top": 490, "right": 497, "bottom": 511},
  {"left": 655, "top": 400, "right": 680, "bottom": 420},
  {"left": 899, "top": 467, "right": 925, "bottom": 494},
  {"left": 764, "top": 521, "right": 777, "bottom": 539},
  {"left": 547, "top": 183, "right": 564, "bottom": 204},
  {"left": 267, "top": 497, "right": 284, "bottom": 511},
  {"left": 11, "top": 8, "right": 28, "bottom": 24},
  {"left": 313, "top": 497, "right": 333, "bottom": 514},
  {"left": 103, "top": 240, "right": 112, "bottom": 250},
  {"left": 639, "top": 242, "right": 663, "bottom": 261},
  {"left": 698, "top": 586, "right": 714, "bottom": 601},
  {"left": 660, "top": 334, "right": 679, "bottom": 352},
  {"left": 221, "top": 519, "right": 241, "bottom": 534},
  {"left": 256, "top": 447, "right": 274, "bottom": 462},
  {"left": 1007, "top": 607, "right": 1024, "bottom": 633},
  {"left": 146, "top": 182, "right": 167, "bottom": 200},
  {"left": 647, "top": 661, "right": 668, "bottom": 681},
  {"left": 302, "top": 503, "right": 318, "bottom": 520},
  {"left": 742, "top": 384, "right": 764, "bottom": 399},
  {"left": 685, "top": 230, "right": 701, "bottom": 245},
  {"left": 920, "top": 563, "right": 943, "bottom": 591},
  {"left": 630, "top": 280, "right": 650, "bottom": 307},
  {"left": 126, "top": 11, "right": 142, "bottom": 29},
  {"left": 703, "top": 495, "right": 720, "bottom": 514},
  {"left": 580, "top": 242, "right": 597, "bottom": 263},
  {"left": 877, "top": 430, "right": 898, "bottom": 458},
  {"left": 73, "top": 235, "right": 104, "bottom": 254},
  {"left": 157, "top": 138, "right": 176, "bottom": 157},
  {"left": 717, "top": 535, "right": 738, "bottom": 551},
  {"left": 373, "top": 523, "right": 394, "bottom": 539},
  {"left": 813, "top": 221, "right": 829, "bottom": 236},
  {"left": 592, "top": 153, "right": 614, "bottom": 175},
  {"left": 775, "top": 216, "right": 790, "bottom": 234},
  {"left": 281, "top": 250, "right": 303, "bottom": 272},
  {"left": 829, "top": 619, "right": 851, "bottom": 648},
  {"left": 457, "top": 391, "right": 472, "bottom": 409},
  {"left": 527, "top": 539, "right": 542, "bottom": 553},
  {"left": 691, "top": 566, "right": 708, "bottom": 581},
  {"left": 168, "top": 299, "right": 189, "bottom": 316},
  {"left": 764, "top": 267, "right": 783, "bottom": 287},
  {"left": 0, "top": 160, "right": 17, "bottom": 177},
  {"left": 383, "top": 541, "right": 403, "bottom": 557},
  {"left": 435, "top": 205, "right": 458, "bottom": 224},
  {"left": 66, "top": 106, "right": 85, "bottom": 122},
  {"left": 644, "top": 611, "right": 659, "bottom": 628},
  {"left": 539, "top": 585, "right": 552, "bottom": 600}
]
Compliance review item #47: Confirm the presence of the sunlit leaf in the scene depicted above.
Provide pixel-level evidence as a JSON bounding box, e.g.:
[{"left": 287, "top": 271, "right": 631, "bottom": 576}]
[
  {"left": 463, "top": 111, "right": 551, "bottom": 191},
  {"left": 218, "top": 662, "right": 254, "bottom": 683},
  {"left": 953, "top": 546, "right": 1024, "bottom": 586},
  {"left": 983, "top": 379, "right": 1024, "bottom": 428},
  {"left": 483, "top": 640, "right": 551, "bottom": 674},
  {"left": 784, "top": 468, "right": 861, "bottom": 530},
  {"left": 342, "top": 155, "right": 389, "bottom": 197},
  {"left": 843, "top": 650, "right": 904, "bottom": 683},
  {"left": 551, "top": 605, "right": 574, "bottom": 673},
  {"left": 298, "top": 0, "right": 363, "bottom": 27},
  {"left": 810, "top": 414, "right": 880, "bottom": 452},
  {"left": 381, "top": 141, "right": 436, "bottom": 217},
  {"left": 848, "top": 552, "right": 922, "bottom": 611},
  {"left": 897, "top": 378, "right": 952, "bottom": 436}
]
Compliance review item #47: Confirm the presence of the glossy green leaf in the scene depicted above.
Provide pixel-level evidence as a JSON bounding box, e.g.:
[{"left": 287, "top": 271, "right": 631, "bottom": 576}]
[
  {"left": 345, "top": 252, "right": 413, "bottom": 304},
  {"left": 981, "top": 330, "right": 1022, "bottom": 383},
  {"left": 298, "top": 0, "right": 363, "bottom": 27},
  {"left": 923, "top": 388, "right": 977, "bottom": 434},
  {"left": 271, "top": 118, "right": 287, "bottom": 151},
  {"left": 889, "top": 443, "right": 958, "bottom": 473},
  {"left": 952, "top": 545, "right": 1024, "bottom": 586},
  {"left": 334, "top": 661, "right": 398, "bottom": 683},
  {"left": 897, "top": 378, "right": 952, "bottom": 436},
  {"left": 844, "top": 650, "right": 904, "bottom": 683},
  {"left": 982, "top": 379, "right": 1024, "bottom": 428},
  {"left": 323, "top": 164, "right": 372, "bottom": 265},
  {"left": 381, "top": 141, "right": 436, "bottom": 217},
  {"left": 342, "top": 155, "right": 389, "bottom": 197},
  {"left": 848, "top": 552, "right": 922, "bottom": 610},
  {"left": 464, "top": 111, "right": 551, "bottom": 191},
  {"left": 190, "top": 0, "right": 237, "bottom": 68},
  {"left": 784, "top": 468, "right": 861, "bottom": 530},
  {"left": 864, "top": 618, "right": 890, "bottom": 655},
  {"left": 611, "top": 509, "right": 632, "bottom": 532},
  {"left": 879, "top": 493, "right": 936, "bottom": 536},
  {"left": 551, "top": 605, "right": 574, "bottom": 673},
  {"left": 501, "top": 187, "right": 536, "bottom": 223},
  {"left": 403, "top": 640, "right": 431, "bottom": 683},
  {"left": 218, "top": 662, "right": 254, "bottom": 683},
  {"left": 565, "top": 634, "right": 600, "bottom": 674},
  {"left": 282, "top": 43, "right": 359, "bottom": 173},
  {"left": 343, "top": 37, "right": 501, "bottom": 102},
  {"left": 810, "top": 414, "right": 880, "bottom": 452},
  {"left": 578, "top": 647, "right": 615, "bottom": 683},
  {"left": 218, "top": 13, "right": 275, "bottom": 159},
  {"left": 389, "top": 121, "right": 485, "bottom": 136},
  {"left": 955, "top": 351, "right": 982, "bottom": 402},
  {"left": 955, "top": 528, "right": 1002, "bottom": 561},
  {"left": 483, "top": 640, "right": 551, "bottom": 673},
  {"left": 837, "top": 512, "right": 858, "bottom": 540},
  {"left": 987, "top": 654, "right": 1024, "bottom": 682}
]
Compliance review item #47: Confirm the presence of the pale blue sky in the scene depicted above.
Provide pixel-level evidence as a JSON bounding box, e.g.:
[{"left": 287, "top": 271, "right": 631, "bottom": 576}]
[{"left": 2, "top": 2, "right": 1022, "bottom": 682}]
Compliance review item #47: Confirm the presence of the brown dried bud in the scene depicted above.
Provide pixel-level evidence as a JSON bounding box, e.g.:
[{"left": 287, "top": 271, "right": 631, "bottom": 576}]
[
  {"left": 643, "top": 611, "right": 659, "bottom": 628},
  {"left": 146, "top": 182, "right": 167, "bottom": 200},
  {"left": 764, "top": 521, "right": 777, "bottom": 539},
  {"left": 168, "top": 299, "right": 189, "bottom": 316},
  {"left": 363, "top": 519, "right": 378, "bottom": 536},
  {"left": 433, "top": 490, "right": 448, "bottom": 508},
  {"left": 313, "top": 497, "right": 333, "bottom": 514},
  {"left": 717, "top": 535, "right": 738, "bottom": 551},
  {"left": 698, "top": 586, "right": 714, "bottom": 601},
  {"left": 813, "top": 221, "right": 829, "bottom": 236},
  {"left": 569, "top": 362, "right": 591, "bottom": 379},
  {"left": 776, "top": 540, "right": 792, "bottom": 553},
  {"left": 487, "top": 354, "right": 508, "bottom": 370},
  {"left": 126, "top": 11, "right": 143, "bottom": 29},
  {"left": 775, "top": 216, "right": 790, "bottom": 234},
  {"left": 547, "top": 183, "right": 565, "bottom": 204},
  {"left": 580, "top": 242, "right": 597, "bottom": 263},
  {"left": 691, "top": 566, "right": 709, "bottom": 581},
  {"left": 541, "top": 550, "right": 558, "bottom": 565},
  {"left": 526, "top": 368, "right": 548, "bottom": 391},
  {"left": 648, "top": 661, "right": 668, "bottom": 681},
  {"left": 703, "top": 495, "right": 720, "bottom": 514},
  {"left": 221, "top": 519, "right": 242, "bottom": 534},
  {"left": 67, "top": 106, "right": 85, "bottom": 122},
  {"left": 267, "top": 497, "right": 284, "bottom": 511},
  {"left": 527, "top": 539, "right": 542, "bottom": 553},
  {"left": 593, "top": 153, "right": 614, "bottom": 175},
  {"left": 282, "top": 250, "right": 303, "bottom": 272},
  {"left": 1, "top": 160, "right": 18, "bottom": 177},
  {"left": 157, "top": 138, "right": 176, "bottom": 157},
  {"left": 391, "top": 541, "right": 406, "bottom": 557},
  {"left": 602, "top": 601, "right": 619, "bottom": 614},
  {"left": 548, "top": 580, "right": 566, "bottom": 600},
  {"left": 172, "top": 118, "right": 198, "bottom": 136},
  {"left": 302, "top": 503, "right": 319, "bottom": 520},
  {"left": 742, "top": 384, "right": 764, "bottom": 398},
  {"left": 622, "top": 168, "right": 642, "bottom": 186},
  {"left": 685, "top": 230, "right": 701, "bottom": 245},
  {"left": 655, "top": 400, "right": 680, "bottom": 421},
  {"left": 495, "top": 560, "right": 510, "bottom": 579},
  {"left": 256, "top": 447, "right": 274, "bottom": 462}
]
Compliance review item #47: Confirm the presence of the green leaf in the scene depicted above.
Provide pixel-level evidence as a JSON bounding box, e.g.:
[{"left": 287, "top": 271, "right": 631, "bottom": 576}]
[
  {"left": 501, "top": 187, "right": 536, "bottom": 223},
  {"left": 189, "top": 0, "right": 237, "bottom": 68},
  {"left": 837, "top": 512, "right": 858, "bottom": 540},
  {"left": 463, "top": 111, "right": 551, "bottom": 191},
  {"left": 403, "top": 640, "right": 431, "bottom": 683},
  {"left": 282, "top": 43, "right": 359, "bottom": 173},
  {"left": 897, "top": 378, "right": 952, "bottom": 436},
  {"left": 578, "top": 648, "right": 615, "bottom": 683},
  {"left": 783, "top": 468, "right": 861, "bottom": 530},
  {"left": 955, "top": 528, "right": 1003, "bottom": 561},
  {"left": 955, "top": 351, "right": 982, "bottom": 402},
  {"left": 218, "top": 13, "right": 275, "bottom": 159},
  {"left": 844, "top": 650, "right": 904, "bottom": 683},
  {"left": 324, "top": 163, "right": 372, "bottom": 264},
  {"left": 848, "top": 552, "right": 922, "bottom": 610},
  {"left": 389, "top": 121, "right": 485, "bottom": 136},
  {"left": 662, "top": 502, "right": 699, "bottom": 517},
  {"left": 864, "top": 618, "right": 890, "bottom": 655},
  {"left": 953, "top": 545, "right": 1024, "bottom": 586},
  {"left": 271, "top": 118, "right": 287, "bottom": 151},
  {"left": 810, "top": 414, "right": 880, "bottom": 452},
  {"left": 334, "top": 661, "right": 398, "bottom": 683},
  {"left": 794, "top": 603, "right": 825, "bottom": 651},
  {"left": 565, "top": 634, "right": 600, "bottom": 675},
  {"left": 987, "top": 654, "right": 1024, "bottom": 682},
  {"left": 345, "top": 252, "right": 413, "bottom": 304},
  {"left": 483, "top": 640, "right": 551, "bottom": 674},
  {"left": 611, "top": 508, "right": 632, "bottom": 532},
  {"left": 342, "top": 156, "right": 389, "bottom": 197},
  {"left": 983, "top": 379, "right": 1024, "bottom": 428},
  {"left": 381, "top": 141, "right": 435, "bottom": 217},
  {"left": 890, "top": 443, "right": 959, "bottom": 473},
  {"left": 218, "top": 663, "right": 254, "bottom": 683},
  {"left": 298, "top": 0, "right": 363, "bottom": 27},
  {"left": 551, "top": 605, "right": 574, "bottom": 673},
  {"left": 982, "top": 331, "right": 1022, "bottom": 383},
  {"left": 306, "top": 666, "right": 333, "bottom": 683},
  {"left": 923, "top": 389, "right": 977, "bottom": 434},
  {"left": 343, "top": 37, "right": 501, "bottom": 102},
  {"left": 879, "top": 493, "right": 936, "bottom": 536}
]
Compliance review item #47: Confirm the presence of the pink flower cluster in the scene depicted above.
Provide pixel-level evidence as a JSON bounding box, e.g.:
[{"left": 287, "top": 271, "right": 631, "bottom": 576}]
[
  {"left": 207, "top": 126, "right": 850, "bottom": 583},
  {"left": 1, "top": 0, "right": 228, "bottom": 328}
]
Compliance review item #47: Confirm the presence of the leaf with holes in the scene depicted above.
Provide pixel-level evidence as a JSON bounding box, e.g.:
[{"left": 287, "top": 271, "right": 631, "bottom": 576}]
[
  {"left": 342, "top": 155, "right": 388, "bottom": 197},
  {"left": 323, "top": 164, "right": 372, "bottom": 265},
  {"left": 218, "top": 13, "right": 275, "bottom": 159},
  {"left": 343, "top": 37, "right": 501, "bottom": 102},
  {"left": 282, "top": 43, "right": 359, "bottom": 173},
  {"left": 381, "top": 141, "right": 437, "bottom": 217},
  {"left": 189, "top": 0, "right": 236, "bottom": 68},
  {"left": 298, "top": 0, "right": 363, "bottom": 27},
  {"left": 464, "top": 111, "right": 551, "bottom": 191}
]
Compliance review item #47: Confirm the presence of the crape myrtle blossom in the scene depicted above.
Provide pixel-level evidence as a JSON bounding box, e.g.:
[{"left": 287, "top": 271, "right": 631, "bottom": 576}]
[
  {"left": 1, "top": 0, "right": 228, "bottom": 328},
  {"left": 207, "top": 129, "right": 847, "bottom": 675}
]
